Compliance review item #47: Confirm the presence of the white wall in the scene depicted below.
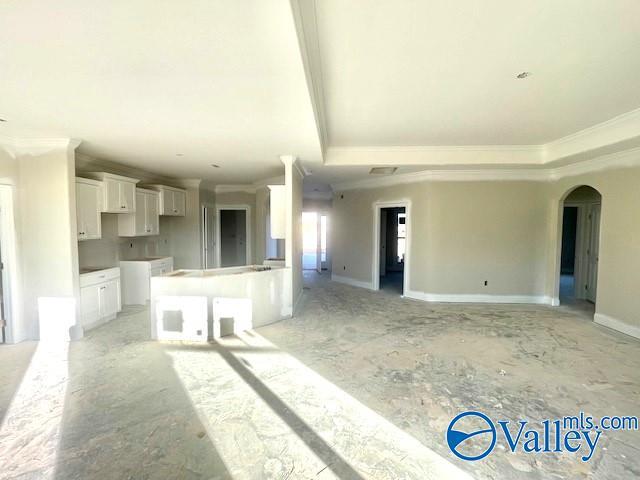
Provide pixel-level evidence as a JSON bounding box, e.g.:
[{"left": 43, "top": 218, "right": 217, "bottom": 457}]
[{"left": 18, "top": 146, "right": 80, "bottom": 340}]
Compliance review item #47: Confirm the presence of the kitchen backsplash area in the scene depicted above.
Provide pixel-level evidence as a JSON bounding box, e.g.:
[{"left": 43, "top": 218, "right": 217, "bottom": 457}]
[{"left": 78, "top": 214, "right": 172, "bottom": 269}]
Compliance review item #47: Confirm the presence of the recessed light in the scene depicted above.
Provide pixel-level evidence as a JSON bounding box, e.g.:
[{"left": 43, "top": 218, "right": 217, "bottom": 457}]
[
  {"left": 516, "top": 72, "right": 532, "bottom": 79},
  {"left": 210, "top": 164, "right": 220, "bottom": 168},
  {"left": 369, "top": 167, "right": 397, "bottom": 175}
]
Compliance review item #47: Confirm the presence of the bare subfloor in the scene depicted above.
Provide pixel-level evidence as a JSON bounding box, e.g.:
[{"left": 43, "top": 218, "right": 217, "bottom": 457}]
[{"left": 0, "top": 272, "right": 638, "bottom": 479}]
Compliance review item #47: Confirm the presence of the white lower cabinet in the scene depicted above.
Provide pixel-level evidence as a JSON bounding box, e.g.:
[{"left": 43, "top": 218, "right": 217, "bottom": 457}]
[
  {"left": 80, "top": 267, "right": 121, "bottom": 330},
  {"left": 120, "top": 257, "right": 174, "bottom": 305}
]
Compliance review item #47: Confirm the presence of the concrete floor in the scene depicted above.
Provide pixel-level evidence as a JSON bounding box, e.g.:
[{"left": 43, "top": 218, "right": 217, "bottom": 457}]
[{"left": 0, "top": 272, "right": 638, "bottom": 479}]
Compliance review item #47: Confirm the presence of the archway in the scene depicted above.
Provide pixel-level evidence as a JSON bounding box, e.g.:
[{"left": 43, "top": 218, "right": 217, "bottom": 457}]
[{"left": 557, "top": 185, "right": 602, "bottom": 313}]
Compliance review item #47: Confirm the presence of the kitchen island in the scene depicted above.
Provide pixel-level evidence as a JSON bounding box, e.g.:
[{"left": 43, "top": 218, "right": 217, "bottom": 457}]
[{"left": 150, "top": 265, "right": 292, "bottom": 341}]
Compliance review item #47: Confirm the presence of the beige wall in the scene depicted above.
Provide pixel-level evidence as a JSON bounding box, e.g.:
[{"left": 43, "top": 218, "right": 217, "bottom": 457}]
[
  {"left": 332, "top": 162, "right": 640, "bottom": 335},
  {"left": 332, "top": 181, "right": 548, "bottom": 297},
  {"left": 545, "top": 165, "right": 640, "bottom": 332}
]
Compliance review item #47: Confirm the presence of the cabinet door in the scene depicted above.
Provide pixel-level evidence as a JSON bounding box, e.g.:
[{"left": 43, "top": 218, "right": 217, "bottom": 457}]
[
  {"left": 104, "top": 179, "right": 121, "bottom": 212},
  {"left": 80, "top": 285, "right": 100, "bottom": 327},
  {"left": 173, "top": 190, "right": 186, "bottom": 216},
  {"left": 76, "top": 182, "right": 101, "bottom": 240},
  {"left": 120, "top": 182, "right": 136, "bottom": 213},
  {"left": 146, "top": 193, "right": 160, "bottom": 235},
  {"left": 134, "top": 190, "right": 146, "bottom": 235},
  {"left": 99, "top": 280, "right": 119, "bottom": 319}
]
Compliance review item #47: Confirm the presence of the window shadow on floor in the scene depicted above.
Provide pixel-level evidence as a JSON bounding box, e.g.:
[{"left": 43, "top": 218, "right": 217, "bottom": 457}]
[{"left": 166, "top": 342, "right": 365, "bottom": 480}]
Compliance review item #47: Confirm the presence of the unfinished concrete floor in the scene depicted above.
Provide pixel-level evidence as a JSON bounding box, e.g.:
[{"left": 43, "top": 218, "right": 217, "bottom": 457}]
[{"left": 0, "top": 272, "right": 638, "bottom": 479}]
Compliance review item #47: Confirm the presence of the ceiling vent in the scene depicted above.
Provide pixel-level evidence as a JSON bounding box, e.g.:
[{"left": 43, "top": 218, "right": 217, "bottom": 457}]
[{"left": 369, "top": 167, "right": 397, "bottom": 175}]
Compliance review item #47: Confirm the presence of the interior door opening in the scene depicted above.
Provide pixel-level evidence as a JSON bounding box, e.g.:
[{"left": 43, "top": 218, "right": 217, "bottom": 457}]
[
  {"left": 217, "top": 208, "right": 249, "bottom": 267},
  {"left": 378, "top": 206, "right": 406, "bottom": 295},
  {"left": 302, "top": 212, "right": 328, "bottom": 272},
  {"left": 559, "top": 186, "right": 602, "bottom": 312}
]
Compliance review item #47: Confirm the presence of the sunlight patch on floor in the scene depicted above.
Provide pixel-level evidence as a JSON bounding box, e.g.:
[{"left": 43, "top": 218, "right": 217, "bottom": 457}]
[{"left": 165, "top": 331, "right": 473, "bottom": 479}]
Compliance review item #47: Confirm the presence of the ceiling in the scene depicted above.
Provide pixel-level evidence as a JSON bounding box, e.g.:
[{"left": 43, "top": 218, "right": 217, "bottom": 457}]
[
  {"left": 314, "top": 0, "right": 640, "bottom": 146},
  {"left": 0, "top": 0, "right": 322, "bottom": 183},
  {"left": 1, "top": 1, "right": 640, "bottom": 190}
]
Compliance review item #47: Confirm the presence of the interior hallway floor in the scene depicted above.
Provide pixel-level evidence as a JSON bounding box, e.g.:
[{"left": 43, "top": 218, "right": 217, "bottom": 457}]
[{"left": 0, "top": 272, "right": 638, "bottom": 479}]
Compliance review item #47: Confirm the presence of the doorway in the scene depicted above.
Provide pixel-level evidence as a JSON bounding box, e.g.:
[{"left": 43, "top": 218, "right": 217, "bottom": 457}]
[
  {"left": 373, "top": 201, "right": 410, "bottom": 296},
  {"left": 0, "top": 185, "right": 16, "bottom": 344},
  {"left": 302, "top": 211, "right": 328, "bottom": 271},
  {"left": 216, "top": 206, "right": 251, "bottom": 267},
  {"left": 201, "top": 205, "right": 216, "bottom": 269},
  {"left": 558, "top": 186, "right": 602, "bottom": 309}
]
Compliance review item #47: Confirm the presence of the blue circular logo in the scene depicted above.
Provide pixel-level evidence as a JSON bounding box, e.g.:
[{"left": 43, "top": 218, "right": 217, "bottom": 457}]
[{"left": 446, "top": 411, "right": 496, "bottom": 461}]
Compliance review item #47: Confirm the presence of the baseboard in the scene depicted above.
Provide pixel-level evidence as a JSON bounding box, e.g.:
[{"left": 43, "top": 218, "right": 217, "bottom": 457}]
[
  {"left": 404, "top": 290, "right": 553, "bottom": 305},
  {"left": 331, "top": 274, "right": 374, "bottom": 290},
  {"left": 594, "top": 313, "right": 640, "bottom": 340}
]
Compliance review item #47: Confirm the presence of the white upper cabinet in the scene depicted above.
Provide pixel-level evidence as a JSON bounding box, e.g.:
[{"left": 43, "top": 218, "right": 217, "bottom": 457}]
[
  {"left": 76, "top": 177, "right": 102, "bottom": 241},
  {"left": 268, "top": 185, "right": 286, "bottom": 239},
  {"left": 117, "top": 188, "right": 160, "bottom": 237},
  {"left": 84, "top": 172, "right": 140, "bottom": 213},
  {"left": 146, "top": 185, "right": 186, "bottom": 216}
]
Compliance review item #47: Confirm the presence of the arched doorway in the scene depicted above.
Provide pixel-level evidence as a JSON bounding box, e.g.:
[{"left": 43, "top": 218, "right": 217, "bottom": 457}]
[{"left": 558, "top": 186, "right": 602, "bottom": 311}]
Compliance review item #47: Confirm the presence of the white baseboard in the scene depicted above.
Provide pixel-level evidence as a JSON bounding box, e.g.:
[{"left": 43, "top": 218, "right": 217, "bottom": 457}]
[
  {"left": 594, "top": 313, "right": 640, "bottom": 340},
  {"left": 404, "top": 290, "right": 553, "bottom": 305},
  {"left": 331, "top": 274, "right": 374, "bottom": 290}
]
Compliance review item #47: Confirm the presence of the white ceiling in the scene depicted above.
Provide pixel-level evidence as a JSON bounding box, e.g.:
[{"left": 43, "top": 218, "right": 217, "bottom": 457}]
[
  {"left": 314, "top": 0, "right": 640, "bottom": 146},
  {"left": 2, "top": 1, "right": 640, "bottom": 190},
  {"left": 0, "top": 0, "right": 322, "bottom": 183}
]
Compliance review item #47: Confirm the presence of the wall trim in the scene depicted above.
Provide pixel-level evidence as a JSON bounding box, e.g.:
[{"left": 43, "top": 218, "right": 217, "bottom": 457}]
[
  {"left": 332, "top": 147, "right": 640, "bottom": 191},
  {"left": 594, "top": 313, "right": 640, "bottom": 340},
  {"left": 214, "top": 184, "right": 257, "bottom": 194},
  {"left": 330, "top": 274, "right": 374, "bottom": 290},
  {"left": 404, "top": 290, "right": 553, "bottom": 305}
]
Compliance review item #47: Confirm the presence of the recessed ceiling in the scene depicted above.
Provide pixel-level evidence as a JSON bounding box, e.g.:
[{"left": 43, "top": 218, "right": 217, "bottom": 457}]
[
  {"left": 0, "top": 0, "right": 322, "bottom": 182},
  {"left": 313, "top": 0, "right": 640, "bottom": 146}
]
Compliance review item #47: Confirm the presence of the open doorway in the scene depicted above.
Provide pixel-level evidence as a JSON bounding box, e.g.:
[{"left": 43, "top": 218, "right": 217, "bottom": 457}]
[
  {"left": 558, "top": 186, "right": 602, "bottom": 311},
  {"left": 373, "top": 202, "right": 410, "bottom": 296},
  {"left": 302, "top": 211, "right": 328, "bottom": 271},
  {"left": 216, "top": 206, "right": 251, "bottom": 267},
  {"left": 0, "top": 185, "right": 16, "bottom": 344}
]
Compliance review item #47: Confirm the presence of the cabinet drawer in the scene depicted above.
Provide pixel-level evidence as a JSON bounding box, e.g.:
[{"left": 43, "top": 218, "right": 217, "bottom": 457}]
[{"left": 80, "top": 267, "right": 121, "bottom": 287}]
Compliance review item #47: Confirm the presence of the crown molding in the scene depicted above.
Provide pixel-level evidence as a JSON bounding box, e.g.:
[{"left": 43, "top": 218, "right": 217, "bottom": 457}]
[
  {"left": 214, "top": 184, "right": 257, "bottom": 194},
  {"left": 289, "top": 0, "right": 328, "bottom": 155},
  {"left": 303, "top": 190, "right": 333, "bottom": 201},
  {"left": 544, "top": 107, "right": 640, "bottom": 162},
  {"left": 332, "top": 147, "right": 640, "bottom": 191},
  {"left": 254, "top": 175, "right": 285, "bottom": 187},
  {"left": 0, "top": 135, "right": 81, "bottom": 158}
]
